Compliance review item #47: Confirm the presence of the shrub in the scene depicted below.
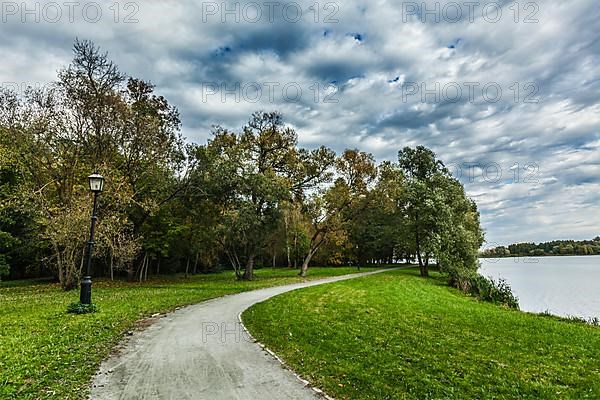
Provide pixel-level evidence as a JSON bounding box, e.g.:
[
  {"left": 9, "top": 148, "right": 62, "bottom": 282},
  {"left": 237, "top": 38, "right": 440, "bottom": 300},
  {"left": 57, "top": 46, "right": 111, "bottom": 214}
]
[
  {"left": 448, "top": 271, "right": 519, "bottom": 309},
  {"left": 471, "top": 275, "right": 519, "bottom": 309},
  {"left": 66, "top": 302, "right": 99, "bottom": 314}
]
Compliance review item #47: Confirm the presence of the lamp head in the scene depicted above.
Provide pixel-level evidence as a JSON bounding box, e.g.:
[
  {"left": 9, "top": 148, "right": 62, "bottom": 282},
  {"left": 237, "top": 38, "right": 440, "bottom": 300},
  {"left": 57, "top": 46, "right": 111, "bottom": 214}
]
[{"left": 88, "top": 173, "right": 104, "bottom": 193}]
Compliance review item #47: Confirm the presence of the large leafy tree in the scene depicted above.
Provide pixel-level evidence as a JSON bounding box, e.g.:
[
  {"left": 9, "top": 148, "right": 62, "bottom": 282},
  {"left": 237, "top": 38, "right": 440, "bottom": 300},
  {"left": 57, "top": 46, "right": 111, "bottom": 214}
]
[
  {"left": 347, "top": 161, "right": 407, "bottom": 266},
  {"left": 192, "top": 113, "right": 297, "bottom": 279},
  {"left": 190, "top": 112, "right": 337, "bottom": 279},
  {"left": 0, "top": 126, "right": 42, "bottom": 279},
  {"left": 0, "top": 40, "right": 185, "bottom": 288},
  {"left": 299, "top": 149, "right": 376, "bottom": 276},
  {"left": 398, "top": 146, "right": 483, "bottom": 277}
]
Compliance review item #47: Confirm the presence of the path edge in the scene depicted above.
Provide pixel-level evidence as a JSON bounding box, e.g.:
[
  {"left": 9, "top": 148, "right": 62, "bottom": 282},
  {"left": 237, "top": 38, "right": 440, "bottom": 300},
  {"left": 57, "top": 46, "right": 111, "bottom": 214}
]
[
  {"left": 237, "top": 311, "right": 335, "bottom": 400},
  {"left": 236, "top": 267, "right": 407, "bottom": 400}
]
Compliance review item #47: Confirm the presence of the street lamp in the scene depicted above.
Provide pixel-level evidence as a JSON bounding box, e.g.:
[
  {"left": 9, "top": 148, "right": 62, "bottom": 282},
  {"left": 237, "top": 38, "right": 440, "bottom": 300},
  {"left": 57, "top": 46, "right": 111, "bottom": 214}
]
[{"left": 80, "top": 173, "right": 104, "bottom": 305}]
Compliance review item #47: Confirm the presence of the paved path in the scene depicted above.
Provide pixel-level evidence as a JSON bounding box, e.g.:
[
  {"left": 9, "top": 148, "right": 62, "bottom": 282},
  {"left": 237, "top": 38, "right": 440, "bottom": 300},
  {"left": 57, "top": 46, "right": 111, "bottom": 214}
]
[{"left": 91, "top": 268, "right": 399, "bottom": 400}]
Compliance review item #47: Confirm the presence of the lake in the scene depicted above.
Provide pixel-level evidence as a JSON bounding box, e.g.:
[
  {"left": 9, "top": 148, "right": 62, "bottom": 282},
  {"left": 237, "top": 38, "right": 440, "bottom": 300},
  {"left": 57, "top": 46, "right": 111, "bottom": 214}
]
[{"left": 479, "top": 255, "right": 600, "bottom": 320}]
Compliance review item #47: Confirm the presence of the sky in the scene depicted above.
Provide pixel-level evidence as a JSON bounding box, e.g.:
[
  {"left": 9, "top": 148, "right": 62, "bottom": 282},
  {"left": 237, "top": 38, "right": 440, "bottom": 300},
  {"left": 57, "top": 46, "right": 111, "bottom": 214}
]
[{"left": 1, "top": 0, "right": 599, "bottom": 246}]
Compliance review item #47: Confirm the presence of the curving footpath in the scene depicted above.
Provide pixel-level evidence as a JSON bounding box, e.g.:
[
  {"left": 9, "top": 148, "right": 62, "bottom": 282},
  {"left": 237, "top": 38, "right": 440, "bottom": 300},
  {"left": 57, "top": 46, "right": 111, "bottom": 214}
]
[{"left": 91, "top": 268, "right": 400, "bottom": 400}]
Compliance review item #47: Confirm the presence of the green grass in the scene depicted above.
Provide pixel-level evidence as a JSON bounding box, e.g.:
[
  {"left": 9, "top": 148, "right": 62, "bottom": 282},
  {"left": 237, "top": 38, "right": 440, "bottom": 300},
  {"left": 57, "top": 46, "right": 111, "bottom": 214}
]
[
  {"left": 0, "top": 266, "right": 375, "bottom": 399},
  {"left": 243, "top": 268, "right": 600, "bottom": 400}
]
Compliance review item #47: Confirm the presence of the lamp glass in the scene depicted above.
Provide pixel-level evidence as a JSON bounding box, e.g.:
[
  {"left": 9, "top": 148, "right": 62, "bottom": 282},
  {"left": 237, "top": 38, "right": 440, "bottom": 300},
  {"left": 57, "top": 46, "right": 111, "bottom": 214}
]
[{"left": 88, "top": 174, "right": 104, "bottom": 193}]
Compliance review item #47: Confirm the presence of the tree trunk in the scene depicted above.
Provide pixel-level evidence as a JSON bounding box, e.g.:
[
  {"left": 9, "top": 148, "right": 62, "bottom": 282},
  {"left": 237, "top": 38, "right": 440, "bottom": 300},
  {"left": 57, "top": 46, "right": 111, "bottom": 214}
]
[
  {"left": 299, "top": 256, "right": 310, "bottom": 277},
  {"left": 156, "top": 257, "right": 160, "bottom": 276},
  {"left": 243, "top": 255, "right": 255, "bottom": 280},
  {"left": 193, "top": 252, "right": 199, "bottom": 275},
  {"left": 127, "top": 264, "right": 135, "bottom": 282},
  {"left": 300, "top": 246, "right": 320, "bottom": 277},
  {"left": 79, "top": 246, "right": 86, "bottom": 276},
  {"left": 53, "top": 241, "right": 68, "bottom": 291},
  {"left": 224, "top": 249, "right": 243, "bottom": 279},
  {"left": 300, "top": 230, "right": 326, "bottom": 277},
  {"left": 144, "top": 254, "right": 149, "bottom": 281},
  {"left": 423, "top": 256, "right": 430, "bottom": 277},
  {"left": 293, "top": 231, "right": 298, "bottom": 269},
  {"left": 139, "top": 252, "right": 147, "bottom": 283},
  {"left": 417, "top": 250, "right": 429, "bottom": 277},
  {"left": 185, "top": 256, "right": 190, "bottom": 278},
  {"left": 110, "top": 252, "right": 114, "bottom": 281},
  {"left": 285, "top": 215, "right": 292, "bottom": 269},
  {"left": 144, "top": 257, "right": 149, "bottom": 281},
  {"left": 415, "top": 222, "right": 428, "bottom": 277},
  {"left": 417, "top": 252, "right": 428, "bottom": 277},
  {"left": 272, "top": 253, "right": 276, "bottom": 268}
]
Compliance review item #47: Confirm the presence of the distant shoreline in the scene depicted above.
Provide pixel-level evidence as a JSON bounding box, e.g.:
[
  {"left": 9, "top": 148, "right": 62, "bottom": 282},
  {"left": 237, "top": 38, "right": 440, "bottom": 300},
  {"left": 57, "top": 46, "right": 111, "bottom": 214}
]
[{"left": 480, "top": 237, "right": 600, "bottom": 258}]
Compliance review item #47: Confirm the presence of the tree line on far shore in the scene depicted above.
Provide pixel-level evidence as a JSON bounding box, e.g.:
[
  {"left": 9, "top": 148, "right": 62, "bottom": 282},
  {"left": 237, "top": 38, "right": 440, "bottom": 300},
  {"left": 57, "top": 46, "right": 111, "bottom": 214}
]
[
  {"left": 481, "top": 237, "right": 600, "bottom": 258},
  {"left": 0, "top": 40, "right": 485, "bottom": 296}
]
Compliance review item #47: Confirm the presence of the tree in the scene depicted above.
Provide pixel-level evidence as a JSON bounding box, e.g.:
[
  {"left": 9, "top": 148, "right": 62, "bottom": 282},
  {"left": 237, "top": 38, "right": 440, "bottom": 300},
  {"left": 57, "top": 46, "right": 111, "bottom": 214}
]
[
  {"left": 398, "top": 146, "right": 446, "bottom": 277},
  {"left": 347, "top": 161, "right": 407, "bottom": 266},
  {"left": 56, "top": 38, "right": 127, "bottom": 169},
  {"left": 279, "top": 201, "right": 310, "bottom": 269},
  {"left": 0, "top": 123, "right": 44, "bottom": 279},
  {"left": 192, "top": 113, "right": 295, "bottom": 279},
  {"left": 42, "top": 194, "right": 89, "bottom": 289},
  {"left": 0, "top": 40, "right": 189, "bottom": 287},
  {"left": 435, "top": 178, "right": 484, "bottom": 284},
  {"left": 94, "top": 174, "right": 140, "bottom": 280},
  {"left": 119, "top": 77, "right": 184, "bottom": 236},
  {"left": 398, "top": 146, "right": 483, "bottom": 278},
  {"left": 299, "top": 149, "right": 376, "bottom": 276}
]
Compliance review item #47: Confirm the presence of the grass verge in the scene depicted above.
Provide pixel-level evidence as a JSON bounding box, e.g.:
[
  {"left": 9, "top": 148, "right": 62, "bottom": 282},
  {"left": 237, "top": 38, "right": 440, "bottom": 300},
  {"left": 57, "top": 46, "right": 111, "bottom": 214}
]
[
  {"left": 0, "top": 266, "right": 374, "bottom": 399},
  {"left": 242, "top": 268, "right": 600, "bottom": 399}
]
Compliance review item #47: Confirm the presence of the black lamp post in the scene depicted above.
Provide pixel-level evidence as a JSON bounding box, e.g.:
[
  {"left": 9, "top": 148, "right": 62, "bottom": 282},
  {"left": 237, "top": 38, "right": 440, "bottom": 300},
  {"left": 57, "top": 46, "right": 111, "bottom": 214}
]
[{"left": 80, "top": 173, "right": 104, "bottom": 305}]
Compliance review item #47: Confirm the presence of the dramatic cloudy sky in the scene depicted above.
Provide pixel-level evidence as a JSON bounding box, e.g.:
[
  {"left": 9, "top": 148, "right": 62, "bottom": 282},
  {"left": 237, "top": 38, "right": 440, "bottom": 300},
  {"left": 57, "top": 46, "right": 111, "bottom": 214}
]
[{"left": 1, "top": 0, "right": 599, "bottom": 246}]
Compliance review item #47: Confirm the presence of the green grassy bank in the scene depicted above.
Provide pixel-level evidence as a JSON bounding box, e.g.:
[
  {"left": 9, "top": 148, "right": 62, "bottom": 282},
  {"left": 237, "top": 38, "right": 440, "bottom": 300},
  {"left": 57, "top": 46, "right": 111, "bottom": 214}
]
[
  {"left": 0, "top": 267, "right": 373, "bottom": 399},
  {"left": 243, "top": 268, "right": 600, "bottom": 399}
]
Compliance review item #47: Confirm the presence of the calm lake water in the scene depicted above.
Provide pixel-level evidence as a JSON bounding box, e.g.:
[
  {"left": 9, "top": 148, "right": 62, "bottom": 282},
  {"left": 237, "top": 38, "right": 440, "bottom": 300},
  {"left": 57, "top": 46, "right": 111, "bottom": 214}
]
[{"left": 479, "top": 255, "right": 600, "bottom": 320}]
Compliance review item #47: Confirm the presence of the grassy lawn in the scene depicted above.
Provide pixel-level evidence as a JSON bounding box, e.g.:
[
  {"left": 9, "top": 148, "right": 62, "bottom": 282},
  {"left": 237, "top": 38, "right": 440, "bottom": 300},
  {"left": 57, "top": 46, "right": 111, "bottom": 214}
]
[
  {"left": 242, "top": 268, "right": 600, "bottom": 400},
  {"left": 0, "top": 266, "right": 374, "bottom": 399}
]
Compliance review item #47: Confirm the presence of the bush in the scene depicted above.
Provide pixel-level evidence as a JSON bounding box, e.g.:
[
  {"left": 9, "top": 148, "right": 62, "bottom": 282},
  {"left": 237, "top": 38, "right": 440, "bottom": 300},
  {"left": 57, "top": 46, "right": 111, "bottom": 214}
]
[
  {"left": 66, "top": 302, "right": 99, "bottom": 314},
  {"left": 448, "top": 271, "right": 519, "bottom": 309},
  {"left": 470, "top": 275, "right": 519, "bottom": 309}
]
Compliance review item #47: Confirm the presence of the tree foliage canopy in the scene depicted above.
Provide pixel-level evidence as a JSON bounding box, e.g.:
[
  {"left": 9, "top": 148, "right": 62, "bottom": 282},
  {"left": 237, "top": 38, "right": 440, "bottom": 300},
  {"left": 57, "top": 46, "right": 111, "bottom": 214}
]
[{"left": 0, "top": 40, "right": 484, "bottom": 287}]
